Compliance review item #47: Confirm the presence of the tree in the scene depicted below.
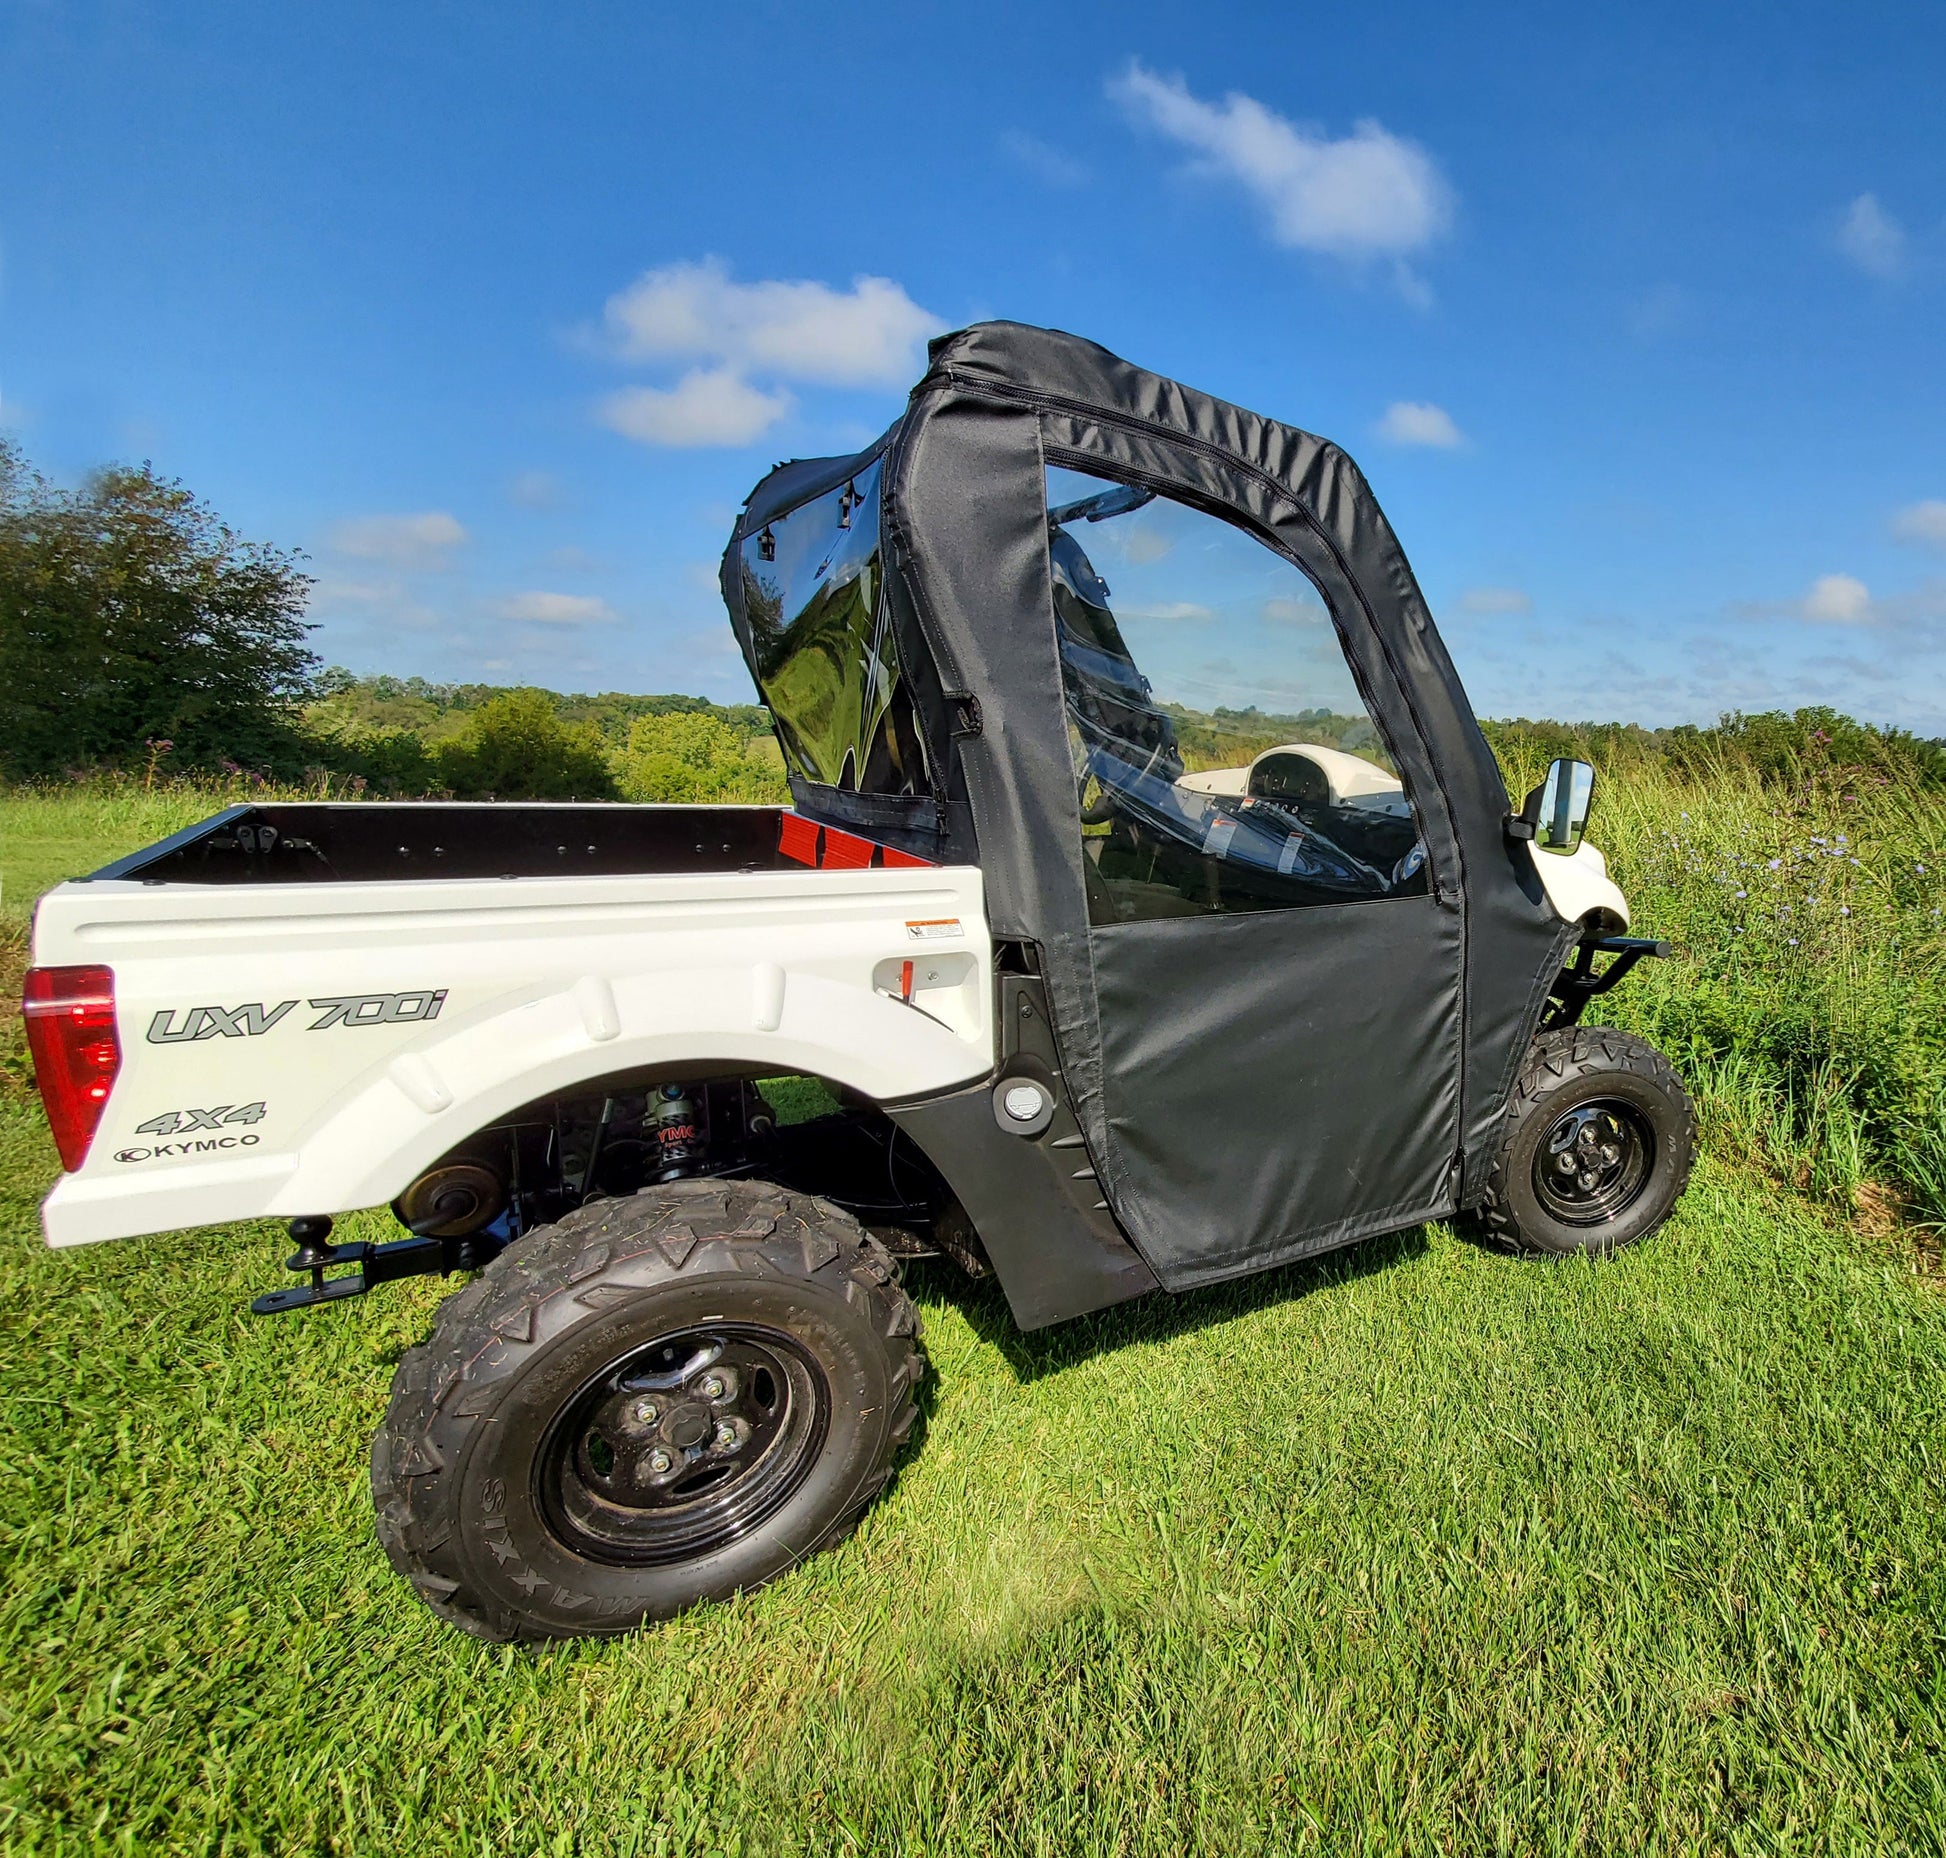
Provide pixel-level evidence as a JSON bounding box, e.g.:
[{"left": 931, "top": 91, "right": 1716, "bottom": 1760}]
[
  {"left": 434, "top": 689, "right": 617, "bottom": 799},
  {"left": 0, "top": 439, "right": 317, "bottom": 777},
  {"left": 613, "top": 709, "right": 788, "bottom": 803}
]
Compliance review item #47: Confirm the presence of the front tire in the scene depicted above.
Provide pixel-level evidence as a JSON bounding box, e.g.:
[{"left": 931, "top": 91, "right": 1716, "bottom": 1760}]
[
  {"left": 371, "top": 1180, "right": 924, "bottom": 1642},
  {"left": 1478, "top": 1026, "right": 1694, "bottom": 1257}
]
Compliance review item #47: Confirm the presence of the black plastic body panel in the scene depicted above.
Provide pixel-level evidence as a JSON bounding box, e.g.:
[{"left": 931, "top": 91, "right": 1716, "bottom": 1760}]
[
  {"left": 85, "top": 802, "right": 791, "bottom": 885},
  {"left": 890, "top": 972, "right": 1159, "bottom": 1330}
]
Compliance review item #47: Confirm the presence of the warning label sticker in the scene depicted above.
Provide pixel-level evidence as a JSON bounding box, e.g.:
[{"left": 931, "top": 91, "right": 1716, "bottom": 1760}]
[
  {"left": 905, "top": 918, "right": 962, "bottom": 940},
  {"left": 1202, "top": 815, "right": 1238, "bottom": 857}
]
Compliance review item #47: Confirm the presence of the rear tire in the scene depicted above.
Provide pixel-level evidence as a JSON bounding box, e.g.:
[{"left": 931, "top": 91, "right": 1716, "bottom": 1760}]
[
  {"left": 1478, "top": 1026, "right": 1694, "bottom": 1257},
  {"left": 371, "top": 1180, "right": 924, "bottom": 1642}
]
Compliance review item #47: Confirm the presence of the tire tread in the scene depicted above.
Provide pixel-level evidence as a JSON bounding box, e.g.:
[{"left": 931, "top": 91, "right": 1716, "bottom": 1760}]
[
  {"left": 371, "top": 1183, "right": 924, "bottom": 1642},
  {"left": 1478, "top": 1025, "right": 1695, "bottom": 1256}
]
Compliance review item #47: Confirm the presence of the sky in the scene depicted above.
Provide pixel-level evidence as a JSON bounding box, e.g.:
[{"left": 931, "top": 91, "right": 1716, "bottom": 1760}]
[
  {"left": 1045, "top": 464, "right": 1358, "bottom": 727},
  {"left": 3, "top": 0, "right": 1945, "bottom": 731}
]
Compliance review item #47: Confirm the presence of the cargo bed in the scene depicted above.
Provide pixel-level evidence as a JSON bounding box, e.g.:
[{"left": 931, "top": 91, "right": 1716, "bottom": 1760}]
[{"left": 83, "top": 801, "right": 925, "bottom": 885}]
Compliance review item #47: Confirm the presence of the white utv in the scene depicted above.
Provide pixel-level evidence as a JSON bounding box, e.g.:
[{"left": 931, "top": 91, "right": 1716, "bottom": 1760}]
[{"left": 23, "top": 324, "right": 1692, "bottom": 1641}]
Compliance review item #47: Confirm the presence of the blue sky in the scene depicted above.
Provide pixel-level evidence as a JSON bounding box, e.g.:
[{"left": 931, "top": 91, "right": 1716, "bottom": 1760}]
[{"left": 4, "top": 1, "right": 1944, "bottom": 730}]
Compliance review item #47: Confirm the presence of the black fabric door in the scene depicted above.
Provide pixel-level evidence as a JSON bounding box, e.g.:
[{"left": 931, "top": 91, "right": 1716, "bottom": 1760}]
[
  {"left": 752, "top": 324, "right": 1573, "bottom": 1298},
  {"left": 1039, "top": 461, "right": 1465, "bottom": 1290},
  {"left": 1091, "top": 900, "right": 1461, "bottom": 1288}
]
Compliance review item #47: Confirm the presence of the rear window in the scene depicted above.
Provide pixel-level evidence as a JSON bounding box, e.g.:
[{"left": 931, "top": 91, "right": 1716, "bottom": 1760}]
[{"left": 737, "top": 459, "right": 930, "bottom": 797}]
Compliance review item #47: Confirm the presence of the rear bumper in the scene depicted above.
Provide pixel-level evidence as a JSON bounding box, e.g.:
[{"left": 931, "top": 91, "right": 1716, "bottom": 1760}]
[{"left": 41, "top": 1151, "right": 299, "bottom": 1248}]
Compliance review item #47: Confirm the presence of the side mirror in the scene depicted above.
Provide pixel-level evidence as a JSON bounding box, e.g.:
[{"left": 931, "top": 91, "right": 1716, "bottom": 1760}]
[{"left": 1512, "top": 757, "right": 1595, "bottom": 854}]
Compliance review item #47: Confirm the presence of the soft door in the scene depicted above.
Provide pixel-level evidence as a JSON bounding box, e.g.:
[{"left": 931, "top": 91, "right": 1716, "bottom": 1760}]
[{"left": 1045, "top": 463, "right": 1465, "bottom": 1289}]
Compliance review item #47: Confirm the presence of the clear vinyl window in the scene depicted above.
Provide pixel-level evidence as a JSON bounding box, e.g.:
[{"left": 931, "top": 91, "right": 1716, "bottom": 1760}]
[
  {"left": 737, "top": 457, "right": 930, "bottom": 796},
  {"left": 1047, "top": 462, "right": 1428, "bottom": 923}
]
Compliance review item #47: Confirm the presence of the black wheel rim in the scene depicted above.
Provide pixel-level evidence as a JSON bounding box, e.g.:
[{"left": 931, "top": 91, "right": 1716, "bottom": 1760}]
[
  {"left": 539, "top": 1324, "right": 828, "bottom": 1566},
  {"left": 1532, "top": 1097, "right": 1656, "bottom": 1227}
]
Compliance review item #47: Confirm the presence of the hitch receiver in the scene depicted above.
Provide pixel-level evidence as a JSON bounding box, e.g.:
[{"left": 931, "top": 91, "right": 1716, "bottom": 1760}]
[{"left": 251, "top": 1215, "right": 509, "bottom": 1316}]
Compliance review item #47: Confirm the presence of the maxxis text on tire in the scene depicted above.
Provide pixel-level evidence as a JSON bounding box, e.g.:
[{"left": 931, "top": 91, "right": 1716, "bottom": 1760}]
[
  {"left": 1478, "top": 1025, "right": 1695, "bottom": 1257},
  {"left": 371, "top": 1179, "right": 924, "bottom": 1642}
]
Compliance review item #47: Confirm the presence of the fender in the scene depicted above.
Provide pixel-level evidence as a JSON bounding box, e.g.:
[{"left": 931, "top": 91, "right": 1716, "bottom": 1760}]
[
  {"left": 38, "top": 863, "right": 996, "bottom": 1246},
  {"left": 1528, "top": 838, "right": 1629, "bottom": 932},
  {"left": 280, "top": 964, "right": 993, "bottom": 1214}
]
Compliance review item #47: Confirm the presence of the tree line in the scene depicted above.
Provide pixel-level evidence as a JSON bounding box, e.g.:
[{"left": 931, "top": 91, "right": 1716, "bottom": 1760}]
[
  {"left": 3, "top": 437, "right": 1940, "bottom": 799},
  {"left": 0, "top": 439, "right": 782, "bottom": 801}
]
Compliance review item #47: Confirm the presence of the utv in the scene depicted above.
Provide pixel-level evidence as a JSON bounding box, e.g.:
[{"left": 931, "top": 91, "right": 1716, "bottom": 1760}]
[{"left": 22, "top": 323, "right": 1691, "bottom": 1640}]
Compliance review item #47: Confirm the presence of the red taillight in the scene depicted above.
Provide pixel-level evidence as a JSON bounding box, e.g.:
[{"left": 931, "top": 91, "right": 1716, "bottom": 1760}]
[{"left": 22, "top": 965, "right": 121, "bottom": 1172}]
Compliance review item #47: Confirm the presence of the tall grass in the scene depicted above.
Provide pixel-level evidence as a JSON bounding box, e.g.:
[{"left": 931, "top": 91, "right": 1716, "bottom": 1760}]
[{"left": 1497, "top": 740, "right": 1946, "bottom": 1236}]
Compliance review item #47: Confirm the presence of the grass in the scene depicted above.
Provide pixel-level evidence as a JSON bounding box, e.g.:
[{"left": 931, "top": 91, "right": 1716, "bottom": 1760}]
[
  {"left": 1, "top": 782, "right": 1944, "bottom": 1853},
  {"left": 1524, "top": 751, "right": 1946, "bottom": 1233}
]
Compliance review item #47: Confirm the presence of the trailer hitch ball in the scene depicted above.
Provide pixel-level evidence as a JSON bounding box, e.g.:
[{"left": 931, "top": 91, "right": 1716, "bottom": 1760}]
[
  {"left": 288, "top": 1214, "right": 337, "bottom": 1275},
  {"left": 253, "top": 1186, "right": 514, "bottom": 1316}
]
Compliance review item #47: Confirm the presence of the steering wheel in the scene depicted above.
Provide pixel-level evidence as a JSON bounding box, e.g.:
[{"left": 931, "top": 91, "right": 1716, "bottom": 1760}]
[{"left": 1077, "top": 739, "right": 1172, "bottom": 825}]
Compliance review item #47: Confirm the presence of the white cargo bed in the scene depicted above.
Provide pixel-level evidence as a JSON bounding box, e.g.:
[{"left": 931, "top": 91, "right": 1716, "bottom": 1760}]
[{"left": 31, "top": 803, "right": 992, "bottom": 1246}]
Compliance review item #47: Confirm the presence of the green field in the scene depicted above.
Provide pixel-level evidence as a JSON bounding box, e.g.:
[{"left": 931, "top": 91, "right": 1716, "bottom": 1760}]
[{"left": 1, "top": 776, "right": 1943, "bottom": 1854}]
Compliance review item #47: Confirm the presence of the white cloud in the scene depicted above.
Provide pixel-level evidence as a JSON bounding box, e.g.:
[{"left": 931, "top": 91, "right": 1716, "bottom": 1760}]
[
  {"left": 599, "top": 368, "right": 793, "bottom": 448},
  {"left": 1727, "top": 573, "right": 1887, "bottom": 627},
  {"left": 1836, "top": 193, "right": 1905, "bottom": 278},
  {"left": 1002, "top": 129, "right": 1090, "bottom": 188},
  {"left": 1459, "top": 585, "right": 1532, "bottom": 616},
  {"left": 330, "top": 510, "right": 467, "bottom": 567},
  {"left": 1378, "top": 401, "right": 1464, "bottom": 448},
  {"left": 312, "top": 577, "right": 395, "bottom": 605},
  {"left": 1892, "top": 500, "right": 1946, "bottom": 548},
  {"left": 310, "top": 576, "right": 440, "bottom": 629},
  {"left": 497, "top": 590, "right": 618, "bottom": 625},
  {"left": 1262, "top": 595, "right": 1325, "bottom": 624},
  {"left": 509, "top": 471, "right": 562, "bottom": 509},
  {"left": 1123, "top": 601, "right": 1215, "bottom": 622},
  {"left": 1108, "top": 61, "right": 1452, "bottom": 273},
  {"left": 603, "top": 257, "right": 944, "bottom": 389},
  {"left": 1802, "top": 573, "right": 1872, "bottom": 624}
]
